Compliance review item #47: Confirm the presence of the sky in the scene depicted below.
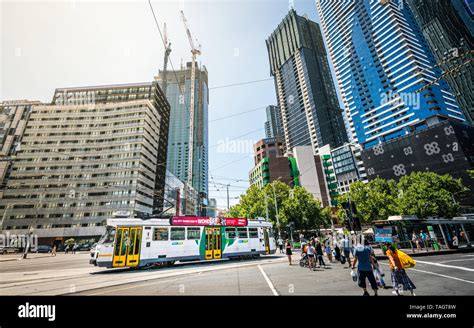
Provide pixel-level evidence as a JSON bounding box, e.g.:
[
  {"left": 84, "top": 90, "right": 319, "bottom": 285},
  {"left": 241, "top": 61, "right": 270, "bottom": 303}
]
[{"left": 0, "top": 0, "right": 325, "bottom": 210}]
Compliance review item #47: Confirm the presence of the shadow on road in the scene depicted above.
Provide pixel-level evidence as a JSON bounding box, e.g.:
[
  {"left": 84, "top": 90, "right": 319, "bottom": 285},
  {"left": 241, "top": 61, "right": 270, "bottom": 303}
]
[{"left": 90, "top": 255, "right": 283, "bottom": 275}]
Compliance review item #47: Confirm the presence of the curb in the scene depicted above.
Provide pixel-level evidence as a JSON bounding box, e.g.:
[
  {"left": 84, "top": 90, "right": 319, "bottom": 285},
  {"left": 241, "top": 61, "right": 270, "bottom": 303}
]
[{"left": 374, "top": 247, "right": 474, "bottom": 260}]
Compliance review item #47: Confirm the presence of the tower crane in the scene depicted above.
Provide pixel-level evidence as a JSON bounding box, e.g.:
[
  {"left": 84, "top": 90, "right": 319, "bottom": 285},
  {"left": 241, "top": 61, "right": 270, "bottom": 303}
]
[
  {"left": 180, "top": 10, "right": 201, "bottom": 187},
  {"left": 161, "top": 22, "right": 172, "bottom": 95}
]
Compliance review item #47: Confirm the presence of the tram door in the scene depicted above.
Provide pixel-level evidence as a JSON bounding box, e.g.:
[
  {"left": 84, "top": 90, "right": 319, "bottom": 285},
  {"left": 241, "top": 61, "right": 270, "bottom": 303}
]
[
  {"left": 263, "top": 228, "right": 270, "bottom": 255},
  {"left": 113, "top": 227, "right": 142, "bottom": 267},
  {"left": 205, "top": 227, "right": 222, "bottom": 260}
]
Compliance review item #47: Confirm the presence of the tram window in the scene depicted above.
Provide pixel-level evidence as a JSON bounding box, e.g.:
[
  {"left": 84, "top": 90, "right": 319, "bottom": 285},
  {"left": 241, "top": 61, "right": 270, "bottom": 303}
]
[
  {"left": 225, "top": 227, "right": 236, "bottom": 239},
  {"left": 237, "top": 228, "right": 248, "bottom": 238},
  {"left": 171, "top": 227, "right": 186, "bottom": 240},
  {"left": 187, "top": 227, "right": 201, "bottom": 240},
  {"left": 153, "top": 228, "right": 169, "bottom": 241},
  {"left": 249, "top": 228, "right": 258, "bottom": 238}
]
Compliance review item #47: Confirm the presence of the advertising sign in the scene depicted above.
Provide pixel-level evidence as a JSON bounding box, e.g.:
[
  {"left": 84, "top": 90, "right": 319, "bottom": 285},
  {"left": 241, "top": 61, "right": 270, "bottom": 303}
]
[{"left": 374, "top": 226, "right": 393, "bottom": 243}]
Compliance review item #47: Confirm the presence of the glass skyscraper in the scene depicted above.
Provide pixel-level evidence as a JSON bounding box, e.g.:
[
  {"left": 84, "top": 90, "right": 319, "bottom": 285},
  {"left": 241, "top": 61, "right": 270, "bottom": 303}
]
[
  {"left": 158, "top": 62, "right": 209, "bottom": 205},
  {"left": 266, "top": 9, "right": 348, "bottom": 155},
  {"left": 264, "top": 105, "right": 284, "bottom": 139},
  {"left": 316, "top": 0, "right": 467, "bottom": 149},
  {"left": 407, "top": 0, "right": 474, "bottom": 124}
]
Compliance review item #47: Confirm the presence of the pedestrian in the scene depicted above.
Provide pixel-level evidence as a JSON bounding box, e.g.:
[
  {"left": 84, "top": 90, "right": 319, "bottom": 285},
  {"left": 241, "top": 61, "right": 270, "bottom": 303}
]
[
  {"left": 325, "top": 242, "right": 334, "bottom": 263},
  {"left": 419, "top": 230, "right": 428, "bottom": 250},
  {"left": 352, "top": 239, "right": 378, "bottom": 296},
  {"left": 385, "top": 244, "right": 416, "bottom": 296},
  {"left": 315, "top": 239, "right": 327, "bottom": 269},
  {"left": 51, "top": 245, "right": 57, "bottom": 257},
  {"left": 65, "top": 244, "right": 69, "bottom": 254},
  {"left": 285, "top": 240, "right": 293, "bottom": 265},
  {"left": 342, "top": 235, "right": 352, "bottom": 267},
  {"left": 412, "top": 232, "right": 421, "bottom": 252},
  {"left": 334, "top": 242, "right": 341, "bottom": 262},
  {"left": 306, "top": 241, "right": 316, "bottom": 271},
  {"left": 277, "top": 237, "right": 284, "bottom": 254}
]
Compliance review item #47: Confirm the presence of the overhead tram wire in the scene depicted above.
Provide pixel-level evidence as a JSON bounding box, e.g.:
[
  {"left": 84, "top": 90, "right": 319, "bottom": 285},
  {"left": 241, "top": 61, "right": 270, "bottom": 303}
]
[
  {"left": 209, "top": 106, "right": 267, "bottom": 123},
  {"left": 208, "top": 78, "right": 274, "bottom": 90}
]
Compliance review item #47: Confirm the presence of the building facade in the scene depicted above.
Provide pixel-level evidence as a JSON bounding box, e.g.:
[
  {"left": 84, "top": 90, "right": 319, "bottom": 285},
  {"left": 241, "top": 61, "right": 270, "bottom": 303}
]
[
  {"left": 253, "top": 137, "right": 285, "bottom": 165},
  {"left": 292, "top": 146, "right": 330, "bottom": 207},
  {"left": 331, "top": 143, "right": 368, "bottom": 194},
  {"left": 0, "top": 100, "right": 41, "bottom": 189},
  {"left": 266, "top": 9, "right": 348, "bottom": 155},
  {"left": 407, "top": 0, "right": 474, "bottom": 124},
  {"left": 249, "top": 157, "right": 299, "bottom": 188},
  {"left": 163, "top": 170, "right": 198, "bottom": 216},
  {"left": 157, "top": 62, "right": 209, "bottom": 210},
  {"left": 0, "top": 82, "right": 170, "bottom": 243},
  {"left": 316, "top": 0, "right": 467, "bottom": 149},
  {"left": 264, "top": 105, "right": 284, "bottom": 139},
  {"left": 361, "top": 117, "right": 474, "bottom": 206}
]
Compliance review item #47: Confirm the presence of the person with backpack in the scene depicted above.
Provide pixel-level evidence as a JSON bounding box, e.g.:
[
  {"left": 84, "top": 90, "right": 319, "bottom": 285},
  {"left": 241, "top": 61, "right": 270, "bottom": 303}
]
[{"left": 386, "top": 243, "right": 416, "bottom": 296}]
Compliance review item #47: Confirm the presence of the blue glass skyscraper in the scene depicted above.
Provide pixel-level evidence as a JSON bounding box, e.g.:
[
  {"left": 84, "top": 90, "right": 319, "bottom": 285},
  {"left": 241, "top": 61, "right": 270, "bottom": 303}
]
[{"left": 316, "top": 0, "right": 467, "bottom": 149}]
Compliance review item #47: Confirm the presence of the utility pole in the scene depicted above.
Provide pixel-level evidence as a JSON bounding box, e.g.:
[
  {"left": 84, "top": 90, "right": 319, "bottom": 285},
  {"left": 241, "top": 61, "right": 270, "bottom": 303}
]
[
  {"left": 226, "top": 184, "right": 230, "bottom": 211},
  {"left": 264, "top": 192, "right": 269, "bottom": 221}
]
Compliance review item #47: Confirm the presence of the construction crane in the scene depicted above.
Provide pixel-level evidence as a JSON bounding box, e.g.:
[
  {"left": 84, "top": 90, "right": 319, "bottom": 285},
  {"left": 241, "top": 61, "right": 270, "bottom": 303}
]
[
  {"left": 180, "top": 10, "right": 201, "bottom": 187},
  {"left": 161, "top": 22, "right": 172, "bottom": 95}
]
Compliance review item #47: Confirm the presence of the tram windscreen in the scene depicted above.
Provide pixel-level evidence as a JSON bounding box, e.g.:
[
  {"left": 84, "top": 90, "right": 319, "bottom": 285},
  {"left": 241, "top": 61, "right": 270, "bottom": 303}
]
[{"left": 99, "top": 227, "right": 116, "bottom": 244}]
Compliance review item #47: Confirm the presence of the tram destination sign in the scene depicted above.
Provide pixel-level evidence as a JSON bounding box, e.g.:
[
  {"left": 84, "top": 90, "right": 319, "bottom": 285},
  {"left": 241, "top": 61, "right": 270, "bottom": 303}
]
[{"left": 170, "top": 217, "right": 247, "bottom": 226}]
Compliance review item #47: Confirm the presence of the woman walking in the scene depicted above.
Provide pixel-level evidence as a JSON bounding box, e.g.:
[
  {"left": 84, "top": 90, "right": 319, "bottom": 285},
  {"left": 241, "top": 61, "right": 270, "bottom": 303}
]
[
  {"left": 306, "top": 241, "right": 316, "bottom": 271},
  {"left": 386, "top": 244, "right": 416, "bottom": 296},
  {"left": 412, "top": 232, "right": 421, "bottom": 252},
  {"left": 325, "top": 242, "right": 334, "bottom": 263},
  {"left": 315, "top": 239, "right": 327, "bottom": 269},
  {"left": 285, "top": 240, "right": 293, "bottom": 265}
]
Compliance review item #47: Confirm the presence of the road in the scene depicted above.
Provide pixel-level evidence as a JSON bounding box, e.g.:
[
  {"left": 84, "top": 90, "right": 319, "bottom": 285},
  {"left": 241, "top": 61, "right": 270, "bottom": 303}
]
[{"left": 0, "top": 252, "right": 473, "bottom": 295}]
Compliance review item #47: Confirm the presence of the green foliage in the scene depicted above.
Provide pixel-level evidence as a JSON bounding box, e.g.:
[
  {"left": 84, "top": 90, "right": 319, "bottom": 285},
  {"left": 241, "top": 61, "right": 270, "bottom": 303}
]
[
  {"left": 338, "top": 172, "right": 468, "bottom": 222},
  {"left": 229, "top": 181, "right": 326, "bottom": 231},
  {"left": 396, "top": 172, "right": 466, "bottom": 219}
]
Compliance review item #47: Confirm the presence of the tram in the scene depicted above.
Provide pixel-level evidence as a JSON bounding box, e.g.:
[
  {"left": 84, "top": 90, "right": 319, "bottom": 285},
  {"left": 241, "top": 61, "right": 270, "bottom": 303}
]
[{"left": 90, "top": 216, "right": 276, "bottom": 268}]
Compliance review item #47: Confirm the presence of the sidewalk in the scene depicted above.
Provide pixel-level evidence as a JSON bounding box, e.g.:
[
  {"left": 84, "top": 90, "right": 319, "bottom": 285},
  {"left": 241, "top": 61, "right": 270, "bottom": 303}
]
[{"left": 373, "top": 245, "right": 474, "bottom": 259}]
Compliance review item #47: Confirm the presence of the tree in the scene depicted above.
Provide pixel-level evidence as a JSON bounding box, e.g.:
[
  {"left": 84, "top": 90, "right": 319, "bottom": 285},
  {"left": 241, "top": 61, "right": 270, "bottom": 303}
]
[
  {"left": 229, "top": 181, "right": 327, "bottom": 232},
  {"left": 338, "top": 179, "right": 398, "bottom": 222},
  {"left": 396, "top": 172, "right": 466, "bottom": 218}
]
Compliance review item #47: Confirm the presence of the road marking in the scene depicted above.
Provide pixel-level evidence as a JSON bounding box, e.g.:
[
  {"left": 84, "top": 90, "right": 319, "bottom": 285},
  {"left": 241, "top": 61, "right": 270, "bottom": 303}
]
[
  {"left": 415, "top": 260, "right": 474, "bottom": 272},
  {"left": 258, "top": 264, "right": 278, "bottom": 296},
  {"left": 380, "top": 263, "right": 474, "bottom": 284},
  {"left": 439, "top": 258, "right": 474, "bottom": 264}
]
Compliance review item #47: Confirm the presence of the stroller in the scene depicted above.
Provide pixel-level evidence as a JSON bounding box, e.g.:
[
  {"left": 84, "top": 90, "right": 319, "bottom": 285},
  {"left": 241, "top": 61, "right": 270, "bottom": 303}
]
[{"left": 299, "top": 252, "right": 310, "bottom": 268}]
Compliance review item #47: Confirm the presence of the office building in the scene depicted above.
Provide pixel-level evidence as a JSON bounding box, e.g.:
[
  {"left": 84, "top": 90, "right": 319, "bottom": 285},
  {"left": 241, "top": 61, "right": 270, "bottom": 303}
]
[
  {"left": 407, "top": 0, "right": 474, "bottom": 123},
  {"left": 0, "top": 100, "right": 41, "bottom": 188},
  {"left": 361, "top": 117, "right": 474, "bottom": 206},
  {"left": 157, "top": 62, "right": 209, "bottom": 209},
  {"left": 253, "top": 137, "right": 285, "bottom": 165},
  {"left": 266, "top": 9, "right": 348, "bottom": 154},
  {"left": 264, "top": 105, "right": 284, "bottom": 139},
  {"left": 163, "top": 170, "right": 198, "bottom": 216},
  {"left": 292, "top": 146, "right": 330, "bottom": 207},
  {"left": 316, "top": 0, "right": 467, "bottom": 149},
  {"left": 0, "top": 82, "right": 170, "bottom": 243}
]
